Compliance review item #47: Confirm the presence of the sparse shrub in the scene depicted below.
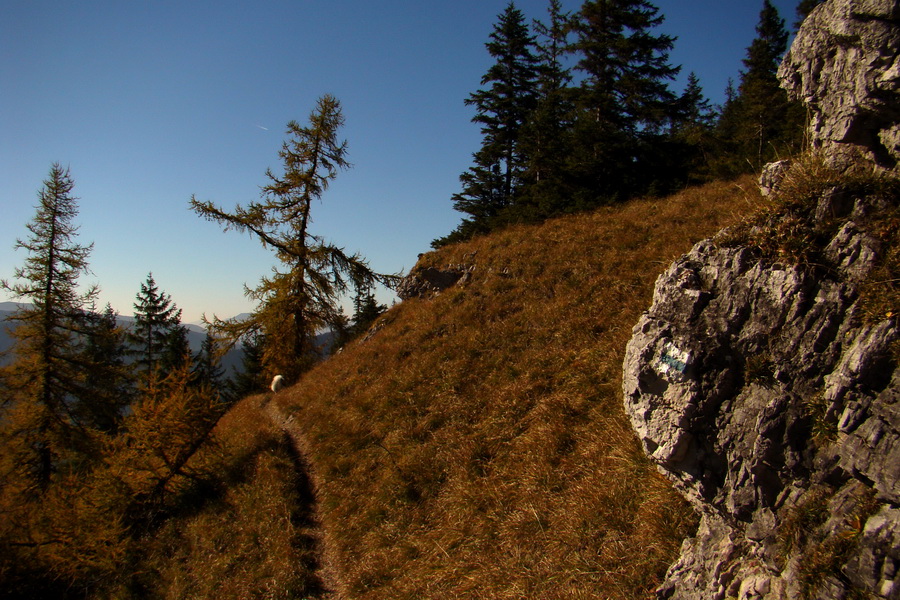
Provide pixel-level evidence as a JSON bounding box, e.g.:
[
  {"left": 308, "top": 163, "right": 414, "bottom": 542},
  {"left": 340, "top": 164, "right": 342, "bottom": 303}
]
[
  {"left": 778, "top": 484, "right": 879, "bottom": 600},
  {"left": 718, "top": 152, "right": 900, "bottom": 268}
]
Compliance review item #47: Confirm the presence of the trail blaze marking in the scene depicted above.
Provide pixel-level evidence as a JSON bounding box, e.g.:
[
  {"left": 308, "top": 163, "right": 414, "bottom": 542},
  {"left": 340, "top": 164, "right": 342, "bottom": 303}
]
[{"left": 657, "top": 341, "right": 691, "bottom": 379}]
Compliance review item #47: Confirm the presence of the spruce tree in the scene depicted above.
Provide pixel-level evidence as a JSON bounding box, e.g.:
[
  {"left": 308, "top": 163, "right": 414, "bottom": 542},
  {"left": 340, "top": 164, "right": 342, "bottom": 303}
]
[
  {"left": 190, "top": 94, "right": 396, "bottom": 380},
  {"left": 517, "top": 0, "right": 578, "bottom": 219},
  {"left": 127, "top": 273, "right": 188, "bottom": 384},
  {"left": 349, "top": 285, "right": 386, "bottom": 338},
  {"left": 716, "top": 0, "right": 804, "bottom": 174},
  {"left": 228, "top": 333, "right": 266, "bottom": 399},
  {"left": 0, "top": 164, "right": 99, "bottom": 487},
  {"left": 192, "top": 331, "right": 228, "bottom": 402},
  {"left": 442, "top": 2, "right": 540, "bottom": 243},
  {"left": 669, "top": 72, "right": 718, "bottom": 185},
  {"left": 78, "top": 303, "right": 132, "bottom": 433},
  {"left": 567, "top": 0, "right": 680, "bottom": 203}
]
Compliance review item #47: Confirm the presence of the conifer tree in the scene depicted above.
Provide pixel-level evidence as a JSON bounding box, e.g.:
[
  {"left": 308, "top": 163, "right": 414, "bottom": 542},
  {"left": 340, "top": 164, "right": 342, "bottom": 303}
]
[
  {"left": 670, "top": 72, "right": 718, "bottom": 185},
  {"left": 78, "top": 303, "right": 132, "bottom": 433},
  {"left": 349, "top": 285, "right": 386, "bottom": 338},
  {"left": 0, "top": 164, "right": 99, "bottom": 488},
  {"left": 517, "top": 0, "right": 578, "bottom": 219},
  {"left": 192, "top": 331, "right": 229, "bottom": 403},
  {"left": 715, "top": 0, "right": 804, "bottom": 174},
  {"left": 190, "top": 94, "right": 396, "bottom": 380},
  {"left": 228, "top": 333, "right": 266, "bottom": 399},
  {"left": 443, "top": 2, "right": 541, "bottom": 243},
  {"left": 127, "top": 273, "right": 189, "bottom": 384},
  {"left": 567, "top": 0, "right": 680, "bottom": 203}
]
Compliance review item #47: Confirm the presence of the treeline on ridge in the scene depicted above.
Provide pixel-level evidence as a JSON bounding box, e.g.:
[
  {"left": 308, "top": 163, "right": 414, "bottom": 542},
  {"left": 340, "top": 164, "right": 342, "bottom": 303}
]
[{"left": 434, "top": 0, "right": 820, "bottom": 246}]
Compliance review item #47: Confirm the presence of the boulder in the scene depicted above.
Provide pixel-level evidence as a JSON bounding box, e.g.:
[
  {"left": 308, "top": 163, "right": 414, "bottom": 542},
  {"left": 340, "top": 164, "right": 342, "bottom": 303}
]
[
  {"left": 779, "top": 0, "right": 900, "bottom": 172},
  {"left": 396, "top": 263, "right": 475, "bottom": 300}
]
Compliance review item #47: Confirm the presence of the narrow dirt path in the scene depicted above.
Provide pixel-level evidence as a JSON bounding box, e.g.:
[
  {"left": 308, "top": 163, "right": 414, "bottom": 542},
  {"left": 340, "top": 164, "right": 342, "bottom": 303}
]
[{"left": 264, "top": 400, "right": 340, "bottom": 599}]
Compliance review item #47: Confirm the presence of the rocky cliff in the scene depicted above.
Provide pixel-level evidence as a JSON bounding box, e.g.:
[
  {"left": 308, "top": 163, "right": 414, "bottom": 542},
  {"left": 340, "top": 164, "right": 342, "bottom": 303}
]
[
  {"left": 623, "top": 1, "right": 900, "bottom": 598},
  {"left": 780, "top": 0, "right": 900, "bottom": 173}
]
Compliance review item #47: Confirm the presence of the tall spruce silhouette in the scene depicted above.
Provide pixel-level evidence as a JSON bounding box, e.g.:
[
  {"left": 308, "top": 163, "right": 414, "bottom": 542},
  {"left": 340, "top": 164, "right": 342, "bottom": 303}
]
[
  {"left": 715, "top": 0, "right": 804, "bottom": 174},
  {"left": 442, "top": 3, "right": 541, "bottom": 245},
  {"left": 567, "top": 0, "right": 680, "bottom": 203}
]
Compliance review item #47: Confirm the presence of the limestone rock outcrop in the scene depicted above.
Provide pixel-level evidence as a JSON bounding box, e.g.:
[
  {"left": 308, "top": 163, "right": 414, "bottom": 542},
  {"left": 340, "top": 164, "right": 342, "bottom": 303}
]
[
  {"left": 623, "top": 201, "right": 899, "bottom": 596},
  {"left": 779, "top": 0, "right": 900, "bottom": 172},
  {"left": 397, "top": 257, "right": 475, "bottom": 300},
  {"left": 624, "top": 5, "right": 900, "bottom": 597}
]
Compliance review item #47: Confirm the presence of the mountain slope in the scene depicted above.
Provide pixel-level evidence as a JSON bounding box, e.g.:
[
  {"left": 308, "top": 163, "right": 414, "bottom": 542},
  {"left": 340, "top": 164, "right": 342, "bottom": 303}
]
[{"left": 256, "top": 176, "right": 760, "bottom": 599}]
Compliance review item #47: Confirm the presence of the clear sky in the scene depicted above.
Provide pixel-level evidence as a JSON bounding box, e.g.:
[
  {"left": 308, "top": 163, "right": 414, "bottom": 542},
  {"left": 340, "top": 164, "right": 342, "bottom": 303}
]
[{"left": 1, "top": 0, "right": 800, "bottom": 324}]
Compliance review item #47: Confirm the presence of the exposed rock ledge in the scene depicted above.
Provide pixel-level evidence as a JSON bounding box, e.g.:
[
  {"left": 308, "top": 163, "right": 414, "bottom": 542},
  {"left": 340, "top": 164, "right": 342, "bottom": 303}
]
[
  {"left": 623, "top": 2, "right": 900, "bottom": 596},
  {"left": 623, "top": 185, "right": 900, "bottom": 598},
  {"left": 780, "top": 0, "right": 900, "bottom": 173},
  {"left": 396, "top": 257, "right": 476, "bottom": 300}
]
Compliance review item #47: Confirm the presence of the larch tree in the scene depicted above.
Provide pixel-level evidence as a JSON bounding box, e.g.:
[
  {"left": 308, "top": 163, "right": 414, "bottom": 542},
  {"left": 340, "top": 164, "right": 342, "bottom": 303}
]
[
  {"left": 0, "top": 163, "right": 99, "bottom": 488},
  {"left": 441, "top": 2, "right": 541, "bottom": 244},
  {"left": 190, "top": 94, "right": 396, "bottom": 381}
]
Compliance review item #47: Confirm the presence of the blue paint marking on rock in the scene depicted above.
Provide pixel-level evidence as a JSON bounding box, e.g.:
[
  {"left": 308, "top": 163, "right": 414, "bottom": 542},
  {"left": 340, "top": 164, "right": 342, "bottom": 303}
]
[{"left": 657, "top": 341, "right": 691, "bottom": 379}]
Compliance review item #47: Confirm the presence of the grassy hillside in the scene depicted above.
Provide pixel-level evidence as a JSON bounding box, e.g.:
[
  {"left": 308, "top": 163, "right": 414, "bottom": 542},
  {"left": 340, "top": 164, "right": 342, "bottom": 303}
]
[
  {"left": 128, "top": 177, "right": 760, "bottom": 600},
  {"left": 249, "top": 176, "right": 760, "bottom": 599}
]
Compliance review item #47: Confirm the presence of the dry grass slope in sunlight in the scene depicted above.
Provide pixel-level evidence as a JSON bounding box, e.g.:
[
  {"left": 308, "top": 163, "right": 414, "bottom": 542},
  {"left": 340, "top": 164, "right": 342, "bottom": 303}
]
[
  {"left": 259, "top": 175, "right": 761, "bottom": 600},
  {"left": 133, "top": 395, "right": 327, "bottom": 600}
]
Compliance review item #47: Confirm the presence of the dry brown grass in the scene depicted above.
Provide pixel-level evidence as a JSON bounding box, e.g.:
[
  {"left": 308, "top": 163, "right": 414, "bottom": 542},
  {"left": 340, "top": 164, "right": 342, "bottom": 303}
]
[
  {"left": 262, "top": 176, "right": 760, "bottom": 599},
  {"left": 120, "top": 394, "right": 327, "bottom": 599}
]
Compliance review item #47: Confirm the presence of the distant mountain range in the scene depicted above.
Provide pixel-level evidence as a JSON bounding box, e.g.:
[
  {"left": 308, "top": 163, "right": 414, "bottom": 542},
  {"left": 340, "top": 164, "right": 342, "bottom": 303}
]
[{"left": 0, "top": 302, "right": 244, "bottom": 374}]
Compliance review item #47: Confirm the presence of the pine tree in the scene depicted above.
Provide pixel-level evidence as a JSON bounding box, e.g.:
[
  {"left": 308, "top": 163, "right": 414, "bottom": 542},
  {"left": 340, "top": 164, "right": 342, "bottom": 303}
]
[
  {"left": 442, "top": 2, "right": 541, "bottom": 243},
  {"left": 127, "top": 273, "right": 188, "bottom": 384},
  {"left": 190, "top": 95, "right": 396, "bottom": 381},
  {"left": 567, "top": 0, "right": 680, "bottom": 203},
  {"left": 0, "top": 164, "right": 99, "bottom": 488}
]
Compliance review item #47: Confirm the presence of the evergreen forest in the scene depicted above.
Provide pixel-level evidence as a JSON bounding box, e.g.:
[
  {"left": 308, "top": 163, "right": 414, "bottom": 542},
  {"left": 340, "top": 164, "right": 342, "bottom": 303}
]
[{"left": 435, "top": 0, "right": 813, "bottom": 246}]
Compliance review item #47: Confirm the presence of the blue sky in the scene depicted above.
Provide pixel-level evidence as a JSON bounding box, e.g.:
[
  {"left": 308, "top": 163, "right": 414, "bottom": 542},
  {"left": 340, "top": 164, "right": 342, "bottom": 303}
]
[{"left": 1, "top": 0, "right": 800, "bottom": 323}]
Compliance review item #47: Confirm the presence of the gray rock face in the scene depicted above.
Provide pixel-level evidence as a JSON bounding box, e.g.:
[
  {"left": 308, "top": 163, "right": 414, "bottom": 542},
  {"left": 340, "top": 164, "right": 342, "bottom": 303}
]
[
  {"left": 759, "top": 160, "right": 791, "bottom": 197},
  {"left": 624, "top": 2, "right": 900, "bottom": 596},
  {"left": 623, "top": 183, "right": 900, "bottom": 598},
  {"left": 396, "top": 264, "right": 474, "bottom": 300},
  {"left": 779, "top": 0, "right": 900, "bottom": 172}
]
